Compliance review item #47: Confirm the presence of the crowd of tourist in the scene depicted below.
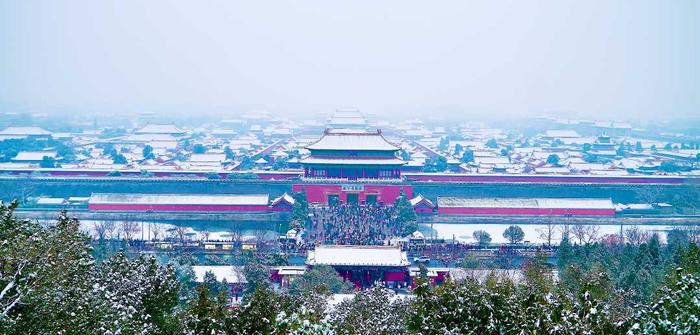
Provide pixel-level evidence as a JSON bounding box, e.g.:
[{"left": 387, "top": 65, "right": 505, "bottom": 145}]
[{"left": 307, "top": 203, "right": 405, "bottom": 245}]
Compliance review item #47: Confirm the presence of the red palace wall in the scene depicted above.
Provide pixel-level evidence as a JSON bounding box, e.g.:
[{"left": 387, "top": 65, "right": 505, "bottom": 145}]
[
  {"left": 293, "top": 184, "right": 413, "bottom": 205},
  {"left": 88, "top": 204, "right": 272, "bottom": 212},
  {"left": 438, "top": 207, "right": 615, "bottom": 216}
]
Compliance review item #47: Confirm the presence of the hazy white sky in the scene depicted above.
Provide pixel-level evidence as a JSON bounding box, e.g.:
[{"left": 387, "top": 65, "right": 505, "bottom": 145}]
[{"left": 0, "top": 0, "right": 698, "bottom": 120}]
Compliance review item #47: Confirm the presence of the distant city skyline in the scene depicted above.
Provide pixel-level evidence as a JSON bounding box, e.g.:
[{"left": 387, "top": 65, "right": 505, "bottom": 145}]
[{"left": 1, "top": 1, "right": 698, "bottom": 121}]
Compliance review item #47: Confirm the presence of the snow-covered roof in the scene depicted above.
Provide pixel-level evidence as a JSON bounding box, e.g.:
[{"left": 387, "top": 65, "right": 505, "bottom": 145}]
[
  {"left": 89, "top": 193, "right": 270, "bottom": 206},
  {"left": 12, "top": 151, "right": 58, "bottom": 161},
  {"left": 544, "top": 130, "right": 580, "bottom": 138},
  {"left": 273, "top": 266, "right": 307, "bottom": 276},
  {"left": 475, "top": 157, "right": 510, "bottom": 165},
  {"left": 211, "top": 128, "right": 236, "bottom": 136},
  {"left": 135, "top": 124, "right": 184, "bottom": 134},
  {"left": 189, "top": 153, "right": 227, "bottom": 163},
  {"left": 306, "top": 129, "right": 399, "bottom": 151},
  {"left": 437, "top": 197, "right": 614, "bottom": 210},
  {"left": 409, "top": 194, "right": 434, "bottom": 208},
  {"left": 594, "top": 121, "right": 632, "bottom": 129},
  {"left": 125, "top": 134, "right": 177, "bottom": 142},
  {"left": 0, "top": 126, "right": 52, "bottom": 136},
  {"left": 36, "top": 197, "right": 67, "bottom": 205},
  {"left": 410, "top": 231, "right": 425, "bottom": 239},
  {"left": 271, "top": 193, "right": 295, "bottom": 206},
  {"left": 616, "top": 203, "right": 654, "bottom": 211},
  {"left": 192, "top": 266, "right": 246, "bottom": 284},
  {"left": 307, "top": 245, "right": 409, "bottom": 267}
]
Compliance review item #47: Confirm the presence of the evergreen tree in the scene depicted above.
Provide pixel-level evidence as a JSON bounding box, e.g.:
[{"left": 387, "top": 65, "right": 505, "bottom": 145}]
[
  {"left": 202, "top": 270, "right": 227, "bottom": 297},
  {"left": 92, "top": 253, "right": 180, "bottom": 333},
  {"left": 142, "top": 145, "right": 155, "bottom": 160},
  {"left": 182, "top": 285, "right": 227, "bottom": 334},
  {"left": 112, "top": 153, "right": 127, "bottom": 164},
  {"left": 630, "top": 271, "right": 700, "bottom": 334},
  {"left": 1, "top": 208, "right": 96, "bottom": 334},
  {"left": 437, "top": 137, "right": 449, "bottom": 152},
  {"left": 547, "top": 154, "right": 560, "bottom": 166},
  {"left": 331, "top": 285, "right": 408, "bottom": 334},
  {"left": 485, "top": 138, "right": 498, "bottom": 148},
  {"left": 272, "top": 157, "right": 288, "bottom": 170},
  {"left": 422, "top": 156, "right": 448, "bottom": 172},
  {"left": 291, "top": 191, "right": 309, "bottom": 230},
  {"left": 192, "top": 144, "right": 206, "bottom": 154},
  {"left": 289, "top": 265, "right": 353, "bottom": 295},
  {"left": 393, "top": 191, "right": 417, "bottom": 235},
  {"left": 224, "top": 146, "right": 235, "bottom": 160},
  {"left": 557, "top": 234, "right": 573, "bottom": 269},
  {"left": 227, "top": 285, "right": 281, "bottom": 334},
  {"left": 243, "top": 254, "right": 270, "bottom": 294},
  {"left": 275, "top": 305, "right": 334, "bottom": 335},
  {"left": 583, "top": 143, "right": 592, "bottom": 152},
  {"left": 453, "top": 143, "right": 463, "bottom": 156},
  {"left": 461, "top": 148, "right": 474, "bottom": 163},
  {"left": 39, "top": 155, "right": 55, "bottom": 168}
]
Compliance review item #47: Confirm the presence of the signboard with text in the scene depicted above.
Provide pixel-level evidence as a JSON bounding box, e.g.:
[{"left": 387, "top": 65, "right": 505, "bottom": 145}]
[{"left": 341, "top": 184, "right": 364, "bottom": 192}]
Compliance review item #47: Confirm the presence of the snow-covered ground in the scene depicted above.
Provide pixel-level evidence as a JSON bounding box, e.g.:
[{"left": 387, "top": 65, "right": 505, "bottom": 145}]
[
  {"left": 79, "top": 220, "right": 278, "bottom": 241},
  {"left": 76, "top": 219, "right": 686, "bottom": 246},
  {"left": 420, "top": 223, "right": 681, "bottom": 245}
]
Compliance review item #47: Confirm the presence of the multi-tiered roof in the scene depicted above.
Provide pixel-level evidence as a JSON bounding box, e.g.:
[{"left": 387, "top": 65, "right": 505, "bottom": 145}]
[
  {"left": 301, "top": 129, "right": 405, "bottom": 179},
  {"left": 302, "top": 129, "right": 404, "bottom": 165}
]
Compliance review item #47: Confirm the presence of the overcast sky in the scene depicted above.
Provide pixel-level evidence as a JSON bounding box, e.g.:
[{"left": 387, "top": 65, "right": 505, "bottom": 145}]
[{"left": 0, "top": 1, "right": 698, "bottom": 121}]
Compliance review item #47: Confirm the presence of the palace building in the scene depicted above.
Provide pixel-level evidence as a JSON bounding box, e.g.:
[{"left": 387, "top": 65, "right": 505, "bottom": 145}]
[
  {"left": 301, "top": 128, "right": 405, "bottom": 180},
  {"left": 307, "top": 245, "right": 411, "bottom": 289},
  {"left": 295, "top": 128, "right": 412, "bottom": 205}
]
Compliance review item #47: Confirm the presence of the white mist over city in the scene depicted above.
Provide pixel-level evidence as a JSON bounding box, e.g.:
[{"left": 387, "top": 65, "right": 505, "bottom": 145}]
[{"left": 0, "top": 1, "right": 699, "bottom": 334}]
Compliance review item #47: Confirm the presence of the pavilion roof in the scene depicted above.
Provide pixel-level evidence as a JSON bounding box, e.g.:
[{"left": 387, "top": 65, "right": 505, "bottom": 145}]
[
  {"left": 307, "top": 245, "right": 409, "bottom": 267},
  {"left": 306, "top": 129, "right": 400, "bottom": 151}
]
